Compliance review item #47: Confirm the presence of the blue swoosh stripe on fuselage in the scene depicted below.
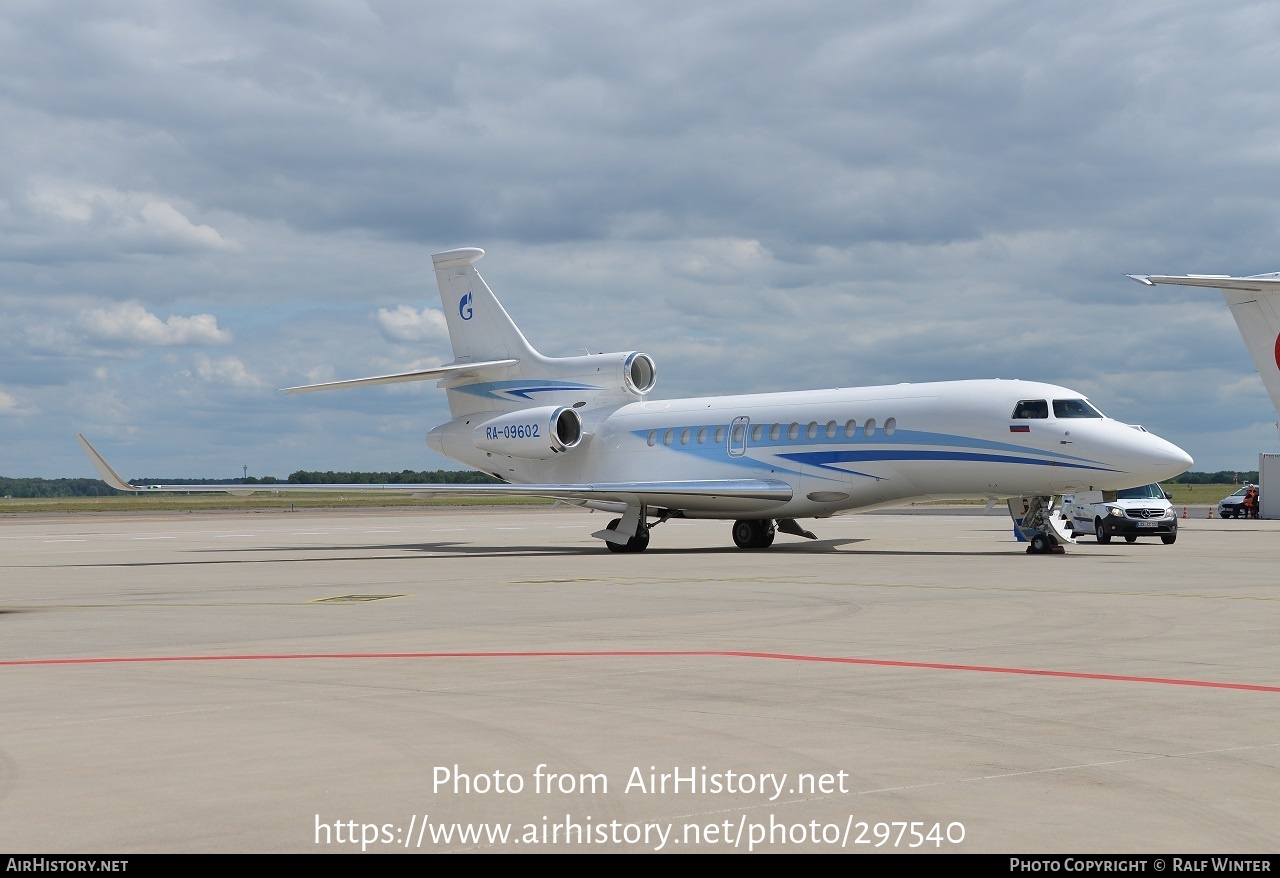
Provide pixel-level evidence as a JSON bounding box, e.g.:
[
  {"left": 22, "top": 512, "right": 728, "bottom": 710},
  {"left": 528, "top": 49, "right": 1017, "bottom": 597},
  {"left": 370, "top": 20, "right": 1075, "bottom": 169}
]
[
  {"left": 453, "top": 380, "right": 602, "bottom": 400},
  {"left": 630, "top": 426, "right": 1100, "bottom": 465},
  {"left": 779, "top": 449, "right": 1119, "bottom": 474},
  {"left": 887, "top": 429, "right": 1092, "bottom": 462},
  {"left": 628, "top": 429, "right": 1089, "bottom": 482},
  {"left": 628, "top": 429, "right": 811, "bottom": 478}
]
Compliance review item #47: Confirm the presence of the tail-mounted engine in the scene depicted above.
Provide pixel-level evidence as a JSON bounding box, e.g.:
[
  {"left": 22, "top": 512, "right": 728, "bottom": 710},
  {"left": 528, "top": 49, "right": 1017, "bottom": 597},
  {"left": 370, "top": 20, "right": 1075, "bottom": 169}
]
[
  {"left": 549, "top": 349, "right": 656, "bottom": 401},
  {"left": 474, "top": 406, "right": 583, "bottom": 459},
  {"left": 620, "top": 352, "right": 657, "bottom": 395},
  {"left": 439, "top": 350, "right": 657, "bottom": 412}
]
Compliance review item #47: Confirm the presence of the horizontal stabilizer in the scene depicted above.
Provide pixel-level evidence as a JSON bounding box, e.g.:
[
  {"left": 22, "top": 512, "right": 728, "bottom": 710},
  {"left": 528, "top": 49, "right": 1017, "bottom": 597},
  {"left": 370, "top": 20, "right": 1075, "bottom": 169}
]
[
  {"left": 281, "top": 358, "right": 518, "bottom": 394},
  {"left": 1126, "top": 273, "right": 1280, "bottom": 292},
  {"left": 1128, "top": 272, "right": 1280, "bottom": 415}
]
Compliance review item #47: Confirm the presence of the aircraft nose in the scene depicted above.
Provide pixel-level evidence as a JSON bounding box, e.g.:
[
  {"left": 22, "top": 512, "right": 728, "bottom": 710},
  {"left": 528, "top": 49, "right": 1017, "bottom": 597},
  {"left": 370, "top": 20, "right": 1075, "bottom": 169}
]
[
  {"left": 1095, "top": 422, "right": 1192, "bottom": 484},
  {"left": 1141, "top": 432, "right": 1193, "bottom": 480}
]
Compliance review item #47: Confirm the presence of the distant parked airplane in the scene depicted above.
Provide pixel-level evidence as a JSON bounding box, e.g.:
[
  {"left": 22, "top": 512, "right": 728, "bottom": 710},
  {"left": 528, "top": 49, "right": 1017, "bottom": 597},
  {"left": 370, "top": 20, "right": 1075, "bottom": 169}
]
[
  {"left": 78, "top": 248, "right": 1193, "bottom": 554},
  {"left": 1128, "top": 272, "right": 1280, "bottom": 415}
]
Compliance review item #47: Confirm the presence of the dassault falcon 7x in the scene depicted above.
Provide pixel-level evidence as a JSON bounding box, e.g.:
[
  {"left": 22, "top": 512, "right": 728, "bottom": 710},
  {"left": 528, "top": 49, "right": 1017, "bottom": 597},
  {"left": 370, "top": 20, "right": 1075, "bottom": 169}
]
[{"left": 79, "top": 248, "right": 1193, "bottom": 554}]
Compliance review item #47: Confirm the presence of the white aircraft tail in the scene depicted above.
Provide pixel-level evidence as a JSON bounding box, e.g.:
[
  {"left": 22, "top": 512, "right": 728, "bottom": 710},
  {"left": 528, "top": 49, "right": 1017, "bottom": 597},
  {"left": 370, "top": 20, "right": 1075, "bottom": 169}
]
[
  {"left": 1131, "top": 272, "right": 1280, "bottom": 415},
  {"left": 432, "top": 248, "right": 540, "bottom": 365},
  {"left": 284, "top": 247, "right": 656, "bottom": 420},
  {"left": 429, "top": 248, "right": 657, "bottom": 418}
]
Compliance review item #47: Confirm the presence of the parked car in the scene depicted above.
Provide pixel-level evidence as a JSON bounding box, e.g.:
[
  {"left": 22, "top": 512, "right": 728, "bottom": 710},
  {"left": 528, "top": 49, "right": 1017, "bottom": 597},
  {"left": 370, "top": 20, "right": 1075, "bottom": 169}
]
[
  {"left": 1217, "top": 486, "right": 1252, "bottom": 519},
  {"left": 1063, "top": 482, "right": 1177, "bottom": 544}
]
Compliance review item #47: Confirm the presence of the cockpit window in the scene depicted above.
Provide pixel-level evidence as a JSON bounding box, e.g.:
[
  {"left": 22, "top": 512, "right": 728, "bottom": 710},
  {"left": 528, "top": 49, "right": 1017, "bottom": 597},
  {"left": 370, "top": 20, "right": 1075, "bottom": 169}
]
[
  {"left": 1053, "top": 398, "right": 1104, "bottom": 418},
  {"left": 1012, "top": 400, "right": 1048, "bottom": 419}
]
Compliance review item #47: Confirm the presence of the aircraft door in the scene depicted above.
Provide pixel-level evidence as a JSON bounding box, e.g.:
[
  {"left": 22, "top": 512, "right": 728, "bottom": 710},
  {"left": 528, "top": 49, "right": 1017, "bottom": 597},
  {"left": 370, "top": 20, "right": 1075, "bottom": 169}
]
[
  {"left": 728, "top": 416, "right": 749, "bottom": 457},
  {"left": 1049, "top": 423, "right": 1093, "bottom": 493}
]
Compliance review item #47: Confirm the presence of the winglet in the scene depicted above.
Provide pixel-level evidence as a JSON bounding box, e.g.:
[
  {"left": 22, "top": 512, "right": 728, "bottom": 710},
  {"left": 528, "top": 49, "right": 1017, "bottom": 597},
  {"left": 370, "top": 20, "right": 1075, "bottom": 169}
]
[
  {"left": 1125, "top": 274, "right": 1155, "bottom": 286},
  {"left": 76, "top": 434, "right": 140, "bottom": 492}
]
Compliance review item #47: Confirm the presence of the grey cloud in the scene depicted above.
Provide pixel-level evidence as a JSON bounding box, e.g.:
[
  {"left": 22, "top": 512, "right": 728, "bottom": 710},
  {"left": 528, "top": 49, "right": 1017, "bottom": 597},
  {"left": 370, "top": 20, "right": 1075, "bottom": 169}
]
[{"left": 4, "top": 1, "right": 1280, "bottom": 476}]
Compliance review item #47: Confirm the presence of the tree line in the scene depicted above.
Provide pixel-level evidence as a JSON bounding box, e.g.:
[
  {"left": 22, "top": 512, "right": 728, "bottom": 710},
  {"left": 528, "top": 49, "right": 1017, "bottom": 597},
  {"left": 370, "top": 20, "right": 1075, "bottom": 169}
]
[
  {"left": 1, "top": 470, "right": 501, "bottom": 498},
  {"left": 1, "top": 470, "right": 1259, "bottom": 499},
  {"left": 1166, "top": 470, "right": 1258, "bottom": 485}
]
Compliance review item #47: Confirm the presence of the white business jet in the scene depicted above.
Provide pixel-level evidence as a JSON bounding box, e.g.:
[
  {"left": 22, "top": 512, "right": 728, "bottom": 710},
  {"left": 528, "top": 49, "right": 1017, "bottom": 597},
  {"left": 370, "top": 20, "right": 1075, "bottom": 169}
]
[{"left": 78, "top": 248, "right": 1192, "bottom": 554}]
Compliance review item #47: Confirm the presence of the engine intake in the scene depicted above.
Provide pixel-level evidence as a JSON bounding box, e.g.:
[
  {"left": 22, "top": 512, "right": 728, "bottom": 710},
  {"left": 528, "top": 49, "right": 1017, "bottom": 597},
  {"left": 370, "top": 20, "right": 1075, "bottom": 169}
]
[{"left": 623, "top": 352, "right": 657, "bottom": 395}]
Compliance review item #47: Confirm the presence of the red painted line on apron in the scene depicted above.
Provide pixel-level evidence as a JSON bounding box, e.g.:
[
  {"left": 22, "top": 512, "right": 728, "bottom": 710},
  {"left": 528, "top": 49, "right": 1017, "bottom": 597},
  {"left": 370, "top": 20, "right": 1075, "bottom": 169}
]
[{"left": 2, "top": 650, "right": 1276, "bottom": 693}]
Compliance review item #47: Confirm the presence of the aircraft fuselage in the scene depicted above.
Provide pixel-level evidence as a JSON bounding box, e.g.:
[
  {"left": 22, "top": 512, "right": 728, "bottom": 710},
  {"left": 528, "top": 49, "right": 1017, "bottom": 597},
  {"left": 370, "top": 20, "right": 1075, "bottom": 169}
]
[{"left": 429, "top": 377, "right": 1192, "bottom": 520}]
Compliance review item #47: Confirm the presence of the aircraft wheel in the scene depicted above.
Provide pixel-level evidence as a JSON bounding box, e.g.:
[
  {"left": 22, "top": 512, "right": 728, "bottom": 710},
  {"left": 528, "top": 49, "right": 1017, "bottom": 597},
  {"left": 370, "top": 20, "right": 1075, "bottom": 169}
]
[
  {"left": 605, "top": 519, "right": 626, "bottom": 553},
  {"left": 1124, "top": 535, "right": 1137, "bottom": 543},
  {"left": 1161, "top": 533, "right": 1177, "bottom": 545},
  {"left": 1095, "top": 519, "right": 1111, "bottom": 544},
  {"left": 605, "top": 518, "right": 650, "bottom": 553},
  {"left": 758, "top": 521, "right": 775, "bottom": 548},
  {"left": 1029, "top": 533, "right": 1053, "bottom": 554},
  {"left": 732, "top": 519, "right": 775, "bottom": 549}
]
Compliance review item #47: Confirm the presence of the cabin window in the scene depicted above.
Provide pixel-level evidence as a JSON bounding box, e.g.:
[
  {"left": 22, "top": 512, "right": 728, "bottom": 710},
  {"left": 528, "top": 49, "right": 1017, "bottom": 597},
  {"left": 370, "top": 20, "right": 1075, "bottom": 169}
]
[
  {"left": 864, "top": 418, "right": 876, "bottom": 436},
  {"left": 788, "top": 422, "right": 800, "bottom": 440},
  {"left": 806, "top": 421, "right": 818, "bottom": 439},
  {"left": 1012, "top": 399, "right": 1048, "bottom": 419},
  {"left": 680, "top": 428, "right": 690, "bottom": 445},
  {"left": 751, "top": 424, "right": 763, "bottom": 442},
  {"left": 845, "top": 419, "right": 858, "bottom": 438},
  {"left": 825, "top": 420, "right": 837, "bottom": 439},
  {"left": 647, "top": 431, "right": 657, "bottom": 447},
  {"left": 663, "top": 429, "right": 674, "bottom": 446},
  {"left": 696, "top": 427, "right": 707, "bottom": 444},
  {"left": 731, "top": 423, "right": 745, "bottom": 444},
  {"left": 884, "top": 417, "right": 897, "bottom": 436},
  {"left": 714, "top": 426, "right": 725, "bottom": 444},
  {"left": 769, "top": 423, "right": 781, "bottom": 441},
  {"left": 1053, "top": 398, "right": 1104, "bottom": 418}
]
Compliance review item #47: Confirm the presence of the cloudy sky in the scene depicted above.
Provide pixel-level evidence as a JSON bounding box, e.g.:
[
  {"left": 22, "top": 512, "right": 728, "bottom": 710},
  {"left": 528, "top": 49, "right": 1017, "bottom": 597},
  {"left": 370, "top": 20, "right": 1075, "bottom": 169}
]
[{"left": 3, "top": 0, "right": 1279, "bottom": 480}]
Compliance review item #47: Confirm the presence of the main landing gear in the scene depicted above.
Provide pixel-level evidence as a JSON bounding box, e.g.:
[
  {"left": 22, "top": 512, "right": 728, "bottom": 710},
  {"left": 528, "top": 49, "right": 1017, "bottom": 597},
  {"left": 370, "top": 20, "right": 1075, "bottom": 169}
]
[
  {"left": 604, "top": 518, "right": 650, "bottom": 553},
  {"left": 603, "top": 517, "right": 780, "bottom": 551},
  {"left": 596, "top": 510, "right": 817, "bottom": 552},
  {"left": 731, "top": 519, "right": 775, "bottom": 549}
]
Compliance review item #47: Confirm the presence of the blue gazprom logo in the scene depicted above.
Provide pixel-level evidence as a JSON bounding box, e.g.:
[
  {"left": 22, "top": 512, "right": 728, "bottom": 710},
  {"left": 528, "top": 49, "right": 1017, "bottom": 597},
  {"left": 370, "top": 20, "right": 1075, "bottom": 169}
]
[{"left": 459, "top": 291, "right": 474, "bottom": 320}]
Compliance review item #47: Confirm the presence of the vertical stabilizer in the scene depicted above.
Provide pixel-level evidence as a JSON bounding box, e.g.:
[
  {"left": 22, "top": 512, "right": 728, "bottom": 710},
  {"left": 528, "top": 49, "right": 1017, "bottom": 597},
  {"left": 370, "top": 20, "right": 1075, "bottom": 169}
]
[
  {"left": 1131, "top": 273, "right": 1280, "bottom": 416},
  {"left": 432, "top": 248, "right": 540, "bottom": 363},
  {"left": 426, "top": 248, "right": 655, "bottom": 422}
]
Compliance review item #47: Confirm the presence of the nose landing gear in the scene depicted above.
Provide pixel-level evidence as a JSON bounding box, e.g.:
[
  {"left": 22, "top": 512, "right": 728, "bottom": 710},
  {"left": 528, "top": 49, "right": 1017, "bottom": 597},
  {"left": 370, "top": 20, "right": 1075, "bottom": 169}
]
[{"left": 1011, "top": 495, "right": 1073, "bottom": 554}]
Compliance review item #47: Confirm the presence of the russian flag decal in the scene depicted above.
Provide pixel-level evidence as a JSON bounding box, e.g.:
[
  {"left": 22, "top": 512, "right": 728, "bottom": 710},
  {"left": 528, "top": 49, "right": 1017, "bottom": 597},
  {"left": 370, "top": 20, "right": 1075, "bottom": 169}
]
[{"left": 1009, "top": 425, "right": 1030, "bottom": 433}]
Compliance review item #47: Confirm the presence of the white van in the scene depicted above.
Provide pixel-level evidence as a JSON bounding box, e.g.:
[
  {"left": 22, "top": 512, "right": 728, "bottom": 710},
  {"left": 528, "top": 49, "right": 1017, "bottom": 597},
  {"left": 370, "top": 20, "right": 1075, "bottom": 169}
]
[{"left": 1063, "top": 483, "right": 1177, "bottom": 545}]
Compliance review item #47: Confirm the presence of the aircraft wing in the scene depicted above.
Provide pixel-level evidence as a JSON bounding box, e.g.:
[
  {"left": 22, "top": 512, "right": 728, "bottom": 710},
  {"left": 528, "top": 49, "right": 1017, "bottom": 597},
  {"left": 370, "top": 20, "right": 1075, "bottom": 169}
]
[
  {"left": 76, "top": 435, "right": 792, "bottom": 513},
  {"left": 281, "top": 357, "right": 519, "bottom": 393}
]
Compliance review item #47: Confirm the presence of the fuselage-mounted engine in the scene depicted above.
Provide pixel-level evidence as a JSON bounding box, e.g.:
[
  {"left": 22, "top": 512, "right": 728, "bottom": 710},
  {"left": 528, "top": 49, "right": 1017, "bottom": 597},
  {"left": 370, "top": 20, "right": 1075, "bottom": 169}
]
[{"left": 473, "top": 406, "right": 584, "bottom": 459}]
